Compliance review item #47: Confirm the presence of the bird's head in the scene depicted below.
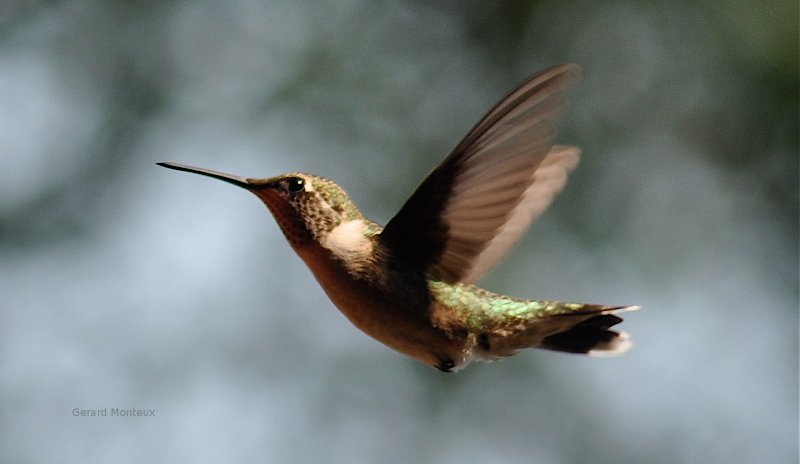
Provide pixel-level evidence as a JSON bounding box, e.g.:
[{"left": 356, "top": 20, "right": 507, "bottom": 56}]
[{"left": 157, "top": 163, "right": 365, "bottom": 249}]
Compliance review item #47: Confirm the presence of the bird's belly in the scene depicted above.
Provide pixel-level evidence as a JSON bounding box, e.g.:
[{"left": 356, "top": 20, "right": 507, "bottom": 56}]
[{"left": 296, "top": 243, "right": 469, "bottom": 370}]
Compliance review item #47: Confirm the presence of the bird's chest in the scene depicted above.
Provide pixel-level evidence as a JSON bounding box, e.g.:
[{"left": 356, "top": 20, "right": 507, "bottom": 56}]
[
  {"left": 293, "top": 241, "right": 467, "bottom": 368},
  {"left": 296, "top": 240, "right": 422, "bottom": 330}
]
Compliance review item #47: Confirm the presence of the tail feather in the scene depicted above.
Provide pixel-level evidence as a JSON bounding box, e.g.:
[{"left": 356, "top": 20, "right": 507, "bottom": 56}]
[
  {"left": 540, "top": 313, "right": 631, "bottom": 355},
  {"left": 475, "top": 304, "right": 638, "bottom": 360}
]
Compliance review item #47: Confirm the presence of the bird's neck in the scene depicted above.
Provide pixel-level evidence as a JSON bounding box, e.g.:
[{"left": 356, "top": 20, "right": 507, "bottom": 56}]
[{"left": 319, "top": 219, "right": 375, "bottom": 274}]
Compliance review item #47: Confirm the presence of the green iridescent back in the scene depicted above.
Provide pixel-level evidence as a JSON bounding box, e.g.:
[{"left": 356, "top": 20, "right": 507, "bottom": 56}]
[{"left": 428, "top": 280, "right": 613, "bottom": 332}]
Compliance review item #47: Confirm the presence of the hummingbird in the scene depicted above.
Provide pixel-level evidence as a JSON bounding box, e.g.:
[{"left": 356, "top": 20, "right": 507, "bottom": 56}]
[{"left": 158, "top": 64, "right": 638, "bottom": 372}]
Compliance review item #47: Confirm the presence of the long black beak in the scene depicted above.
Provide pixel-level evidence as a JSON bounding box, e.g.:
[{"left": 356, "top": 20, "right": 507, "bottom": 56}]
[{"left": 157, "top": 162, "right": 251, "bottom": 189}]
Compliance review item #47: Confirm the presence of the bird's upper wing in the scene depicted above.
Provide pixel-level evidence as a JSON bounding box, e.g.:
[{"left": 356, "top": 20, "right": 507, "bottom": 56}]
[{"left": 379, "top": 64, "right": 580, "bottom": 283}]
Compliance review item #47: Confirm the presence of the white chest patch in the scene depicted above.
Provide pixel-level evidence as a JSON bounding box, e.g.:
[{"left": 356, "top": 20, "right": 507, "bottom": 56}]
[{"left": 321, "top": 220, "right": 373, "bottom": 262}]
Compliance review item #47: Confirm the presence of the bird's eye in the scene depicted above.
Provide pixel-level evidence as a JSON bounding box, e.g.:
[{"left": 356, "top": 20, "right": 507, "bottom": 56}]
[{"left": 286, "top": 177, "right": 305, "bottom": 193}]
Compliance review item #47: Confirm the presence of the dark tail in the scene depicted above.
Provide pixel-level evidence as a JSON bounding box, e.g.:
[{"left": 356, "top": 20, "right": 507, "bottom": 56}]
[
  {"left": 474, "top": 304, "right": 638, "bottom": 360},
  {"left": 540, "top": 313, "right": 631, "bottom": 356}
]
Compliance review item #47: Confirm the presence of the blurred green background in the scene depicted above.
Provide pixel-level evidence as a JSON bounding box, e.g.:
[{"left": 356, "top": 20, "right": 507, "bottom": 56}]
[{"left": 1, "top": 1, "right": 797, "bottom": 463}]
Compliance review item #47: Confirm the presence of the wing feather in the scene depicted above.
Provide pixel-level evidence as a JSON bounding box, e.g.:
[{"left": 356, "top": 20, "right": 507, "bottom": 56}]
[
  {"left": 459, "top": 145, "right": 580, "bottom": 282},
  {"left": 380, "top": 64, "right": 581, "bottom": 282}
]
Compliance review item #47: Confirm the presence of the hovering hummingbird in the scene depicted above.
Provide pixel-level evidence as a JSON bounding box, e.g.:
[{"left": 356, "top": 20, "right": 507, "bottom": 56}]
[{"left": 158, "top": 64, "right": 638, "bottom": 372}]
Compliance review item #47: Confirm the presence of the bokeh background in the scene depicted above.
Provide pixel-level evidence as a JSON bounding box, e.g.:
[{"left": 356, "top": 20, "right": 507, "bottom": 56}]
[{"left": 1, "top": 1, "right": 797, "bottom": 463}]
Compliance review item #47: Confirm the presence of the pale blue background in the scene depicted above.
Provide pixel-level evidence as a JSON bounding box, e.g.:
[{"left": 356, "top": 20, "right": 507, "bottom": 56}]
[{"left": 1, "top": 1, "right": 797, "bottom": 463}]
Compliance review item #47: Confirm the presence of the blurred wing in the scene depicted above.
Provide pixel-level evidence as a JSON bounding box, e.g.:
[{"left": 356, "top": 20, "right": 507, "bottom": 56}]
[
  {"left": 457, "top": 145, "right": 579, "bottom": 283},
  {"left": 380, "top": 64, "right": 580, "bottom": 283}
]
